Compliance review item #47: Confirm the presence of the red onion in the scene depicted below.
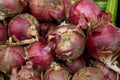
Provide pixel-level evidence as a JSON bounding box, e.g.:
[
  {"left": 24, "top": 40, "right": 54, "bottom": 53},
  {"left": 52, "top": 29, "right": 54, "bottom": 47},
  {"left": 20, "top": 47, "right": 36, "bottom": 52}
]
[
  {"left": 29, "top": 0, "right": 65, "bottom": 22},
  {"left": 40, "top": 23, "right": 56, "bottom": 40},
  {"left": 62, "top": 56, "right": 86, "bottom": 74},
  {"left": 10, "top": 61, "right": 41, "bottom": 80},
  {"left": 0, "top": 46, "right": 25, "bottom": 74},
  {"left": 93, "top": 61, "right": 117, "bottom": 80},
  {"left": 72, "top": 67, "right": 105, "bottom": 80},
  {"left": 43, "top": 63, "right": 71, "bottom": 80},
  {"left": 26, "top": 40, "right": 54, "bottom": 71},
  {"left": 0, "top": 0, "right": 27, "bottom": 20},
  {"left": 69, "top": 0, "right": 101, "bottom": 29},
  {"left": 0, "top": 23, "right": 7, "bottom": 43},
  {"left": 48, "top": 23, "right": 86, "bottom": 61},
  {"left": 9, "top": 13, "right": 40, "bottom": 40},
  {"left": 86, "top": 22, "right": 120, "bottom": 73}
]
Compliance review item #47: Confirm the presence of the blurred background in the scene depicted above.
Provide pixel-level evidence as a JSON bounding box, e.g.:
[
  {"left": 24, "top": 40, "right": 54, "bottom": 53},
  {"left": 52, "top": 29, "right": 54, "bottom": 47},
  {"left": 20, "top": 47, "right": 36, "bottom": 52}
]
[{"left": 116, "top": 0, "right": 120, "bottom": 27}]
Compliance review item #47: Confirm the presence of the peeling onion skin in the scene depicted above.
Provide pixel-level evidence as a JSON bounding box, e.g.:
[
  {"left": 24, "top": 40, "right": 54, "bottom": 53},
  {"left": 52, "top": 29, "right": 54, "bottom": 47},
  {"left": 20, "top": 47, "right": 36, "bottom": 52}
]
[
  {"left": 0, "top": 46, "right": 25, "bottom": 74},
  {"left": 10, "top": 61, "right": 41, "bottom": 80},
  {"left": 63, "top": 56, "right": 86, "bottom": 74},
  {"left": 0, "top": 23, "right": 7, "bottom": 43},
  {"left": 27, "top": 40, "right": 54, "bottom": 71},
  {"left": 93, "top": 61, "right": 117, "bottom": 80},
  {"left": 86, "top": 23, "right": 120, "bottom": 74},
  {"left": 0, "top": 0, "right": 27, "bottom": 20},
  {"left": 72, "top": 67, "right": 105, "bottom": 80},
  {"left": 48, "top": 24, "right": 86, "bottom": 61},
  {"left": 86, "top": 23, "right": 120, "bottom": 62},
  {"left": 29, "top": 0, "right": 65, "bottom": 23},
  {"left": 43, "top": 64, "right": 71, "bottom": 80},
  {"left": 62, "top": 0, "right": 72, "bottom": 19},
  {"left": 9, "top": 13, "right": 40, "bottom": 40},
  {"left": 69, "top": 0, "right": 101, "bottom": 29}
]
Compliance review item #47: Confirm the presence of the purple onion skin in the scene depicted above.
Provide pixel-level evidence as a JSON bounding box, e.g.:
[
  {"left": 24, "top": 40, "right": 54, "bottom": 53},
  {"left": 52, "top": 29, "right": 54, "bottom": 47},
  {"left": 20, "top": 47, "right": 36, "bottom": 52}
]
[
  {"left": 0, "top": 46, "right": 25, "bottom": 74},
  {"left": 93, "top": 61, "right": 117, "bottom": 80},
  {"left": 29, "top": 0, "right": 65, "bottom": 22},
  {"left": 43, "top": 65, "right": 71, "bottom": 80},
  {"left": 27, "top": 40, "right": 54, "bottom": 71},
  {"left": 72, "top": 67, "right": 105, "bottom": 80},
  {"left": 0, "top": 23, "right": 7, "bottom": 43},
  {"left": 86, "top": 23, "right": 120, "bottom": 62},
  {"left": 69, "top": 0, "right": 101, "bottom": 29},
  {"left": 48, "top": 24, "right": 86, "bottom": 61},
  {"left": 63, "top": 56, "right": 86, "bottom": 74},
  {"left": 9, "top": 13, "right": 40, "bottom": 40},
  {"left": 0, "top": 0, "right": 27, "bottom": 20}
]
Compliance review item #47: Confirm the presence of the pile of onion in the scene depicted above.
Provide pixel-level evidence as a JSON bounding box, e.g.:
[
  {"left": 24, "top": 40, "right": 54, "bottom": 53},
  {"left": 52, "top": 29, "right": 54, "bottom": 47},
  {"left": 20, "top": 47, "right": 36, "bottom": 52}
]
[{"left": 0, "top": 0, "right": 119, "bottom": 79}]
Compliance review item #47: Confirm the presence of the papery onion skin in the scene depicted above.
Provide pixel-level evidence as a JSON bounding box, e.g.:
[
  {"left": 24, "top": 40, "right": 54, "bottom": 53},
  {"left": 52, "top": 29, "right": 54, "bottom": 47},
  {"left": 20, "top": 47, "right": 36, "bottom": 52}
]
[
  {"left": 69, "top": 0, "right": 101, "bottom": 29},
  {"left": 29, "top": 0, "right": 65, "bottom": 22},
  {"left": 10, "top": 61, "right": 41, "bottom": 80},
  {"left": 9, "top": 13, "right": 40, "bottom": 40},
  {"left": 48, "top": 24, "right": 86, "bottom": 61},
  {"left": 86, "top": 22, "right": 120, "bottom": 74},
  {"left": 72, "top": 67, "right": 105, "bottom": 80},
  {"left": 62, "top": 0, "right": 72, "bottom": 19},
  {"left": 27, "top": 40, "right": 54, "bottom": 71},
  {"left": 43, "top": 65, "right": 71, "bottom": 80},
  {"left": 0, "top": 0, "right": 27, "bottom": 20},
  {"left": 63, "top": 56, "right": 86, "bottom": 74},
  {"left": 0, "top": 23, "right": 7, "bottom": 43},
  {"left": 93, "top": 61, "right": 117, "bottom": 80},
  {"left": 86, "top": 23, "right": 120, "bottom": 61},
  {"left": 0, "top": 46, "right": 25, "bottom": 74}
]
